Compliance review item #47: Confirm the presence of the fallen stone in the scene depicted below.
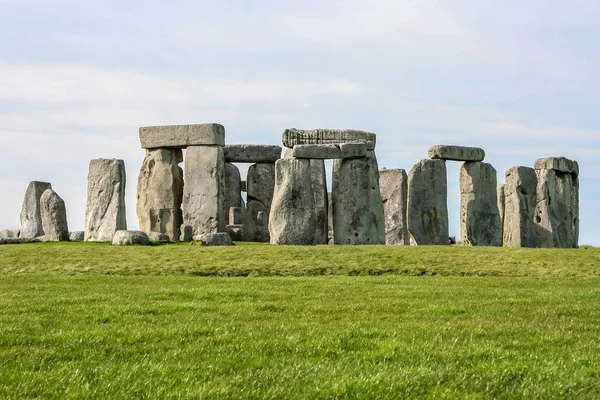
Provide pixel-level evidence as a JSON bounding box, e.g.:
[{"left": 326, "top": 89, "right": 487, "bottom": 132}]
[
  {"left": 0, "top": 229, "right": 20, "bottom": 239},
  {"left": 226, "top": 225, "right": 244, "bottom": 241},
  {"left": 180, "top": 224, "right": 193, "bottom": 242},
  {"left": 229, "top": 207, "right": 243, "bottom": 225},
  {"left": 283, "top": 128, "right": 377, "bottom": 150},
  {"left": 407, "top": 159, "right": 449, "bottom": 245},
  {"left": 534, "top": 169, "right": 577, "bottom": 248},
  {"left": 503, "top": 167, "right": 537, "bottom": 248},
  {"left": 183, "top": 146, "right": 226, "bottom": 237},
  {"left": 20, "top": 181, "right": 52, "bottom": 239},
  {"left": 379, "top": 169, "right": 409, "bottom": 245},
  {"left": 85, "top": 159, "right": 127, "bottom": 242},
  {"left": 69, "top": 231, "right": 85, "bottom": 242},
  {"left": 497, "top": 184, "right": 506, "bottom": 228},
  {"left": 459, "top": 162, "right": 502, "bottom": 246},
  {"left": 146, "top": 231, "right": 170, "bottom": 241},
  {"left": 112, "top": 230, "right": 150, "bottom": 246},
  {"left": 310, "top": 159, "right": 329, "bottom": 244},
  {"left": 139, "top": 124, "right": 225, "bottom": 149},
  {"left": 428, "top": 145, "right": 485, "bottom": 162},
  {"left": 0, "top": 238, "right": 40, "bottom": 245},
  {"left": 194, "top": 232, "right": 234, "bottom": 246},
  {"left": 136, "top": 149, "right": 184, "bottom": 241},
  {"left": 269, "top": 158, "right": 316, "bottom": 245},
  {"left": 39, "top": 189, "right": 69, "bottom": 242},
  {"left": 224, "top": 144, "right": 282, "bottom": 163},
  {"left": 332, "top": 151, "right": 386, "bottom": 245},
  {"left": 224, "top": 163, "right": 243, "bottom": 217},
  {"left": 534, "top": 157, "right": 579, "bottom": 176}
]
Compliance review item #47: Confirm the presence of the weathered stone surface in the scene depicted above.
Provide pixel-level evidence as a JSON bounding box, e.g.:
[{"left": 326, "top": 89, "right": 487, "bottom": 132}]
[
  {"left": 340, "top": 143, "right": 369, "bottom": 159},
  {"left": 0, "top": 229, "right": 20, "bottom": 239},
  {"left": 269, "top": 158, "right": 316, "bottom": 245},
  {"left": 534, "top": 157, "right": 579, "bottom": 176},
  {"left": 281, "top": 147, "right": 294, "bottom": 159},
  {"left": 243, "top": 200, "right": 268, "bottom": 242},
  {"left": 20, "top": 181, "right": 52, "bottom": 239},
  {"left": 292, "top": 143, "right": 369, "bottom": 159},
  {"left": 255, "top": 211, "right": 270, "bottom": 242},
  {"left": 247, "top": 163, "right": 275, "bottom": 209},
  {"left": 136, "top": 149, "right": 183, "bottom": 241},
  {"left": 0, "top": 238, "right": 39, "bottom": 245},
  {"left": 224, "top": 144, "right": 281, "bottom": 163},
  {"left": 226, "top": 225, "right": 244, "bottom": 241},
  {"left": 229, "top": 207, "right": 243, "bottom": 225},
  {"left": 407, "top": 159, "right": 449, "bottom": 245},
  {"left": 283, "top": 128, "right": 376, "bottom": 150},
  {"left": 224, "top": 163, "right": 243, "bottom": 217},
  {"left": 39, "top": 189, "right": 69, "bottom": 242},
  {"left": 379, "top": 169, "right": 409, "bottom": 245},
  {"left": 459, "top": 162, "right": 502, "bottom": 246},
  {"left": 195, "top": 232, "right": 234, "bottom": 246},
  {"left": 146, "top": 231, "right": 170, "bottom": 241},
  {"left": 572, "top": 176, "right": 580, "bottom": 248},
  {"left": 241, "top": 180, "right": 247, "bottom": 192},
  {"left": 497, "top": 184, "right": 506, "bottom": 228},
  {"left": 310, "top": 159, "right": 329, "bottom": 244},
  {"left": 332, "top": 151, "right": 386, "bottom": 245},
  {"left": 327, "top": 192, "right": 334, "bottom": 244},
  {"left": 534, "top": 169, "right": 578, "bottom": 248},
  {"left": 139, "top": 124, "right": 225, "bottom": 149},
  {"left": 85, "top": 159, "right": 127, "bottom": 242},
  {"left": 428, "top": 145, "right": 485, "bottom": 162},
  {"left": 69, "top": 231, "right": 84, "bottom": 242},
  {"left": 183, "top": 146, "right": 226, "bottom": 237},
  {"left": 180, "top": 225, "right": 193, "bottom": 242},
  {"left": 503, "top": 167, "right": 537, "bottom": 248},
  {"left": 112, "top": 230, "right": 149, "bottom": 246}
]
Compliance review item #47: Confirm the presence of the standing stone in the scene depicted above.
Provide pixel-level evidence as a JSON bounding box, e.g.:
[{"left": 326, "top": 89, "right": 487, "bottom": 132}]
[
  {"left": 180, "top": 225, "right": 193, "bottom": 242},
  {"left": 85, "top": 159, "right": 127, "bottom": 242},
  {"left": 379, "top": 169, "right": 409, "bottom": 245},
  {"left": 136, "top": 149, "right": 183, "bottom": 241},
  {"left": 497, "top": 184, "right": 506, "bottom": 228},
  {"left": 310, "top": 160, "right": 329, "bottom": 244},
  {"left": 183, "top": 146, "right": 226, "bottom": 237},
  {"left": 224, "top": 163, "right": 243, "bottom": 215},
  {"left": 332, "top": 152, "right": 385, "bottom": 245},
  {"left": 20, "top": 181, "right": 52, "bottom": 238},
  {"left": 459, "top": 162, "right": 502, "bottom": 246},
  {"left": 229, "top": 207, "right": 243, "bottom": 225},
  {"left": 69, "top": 231, "right": 84, "bottom": 242},
  {"left": 407, "top": 159, "right": 449, "bottom": 245},
  {"left": 572, "top": 176, "right": 580, "bottom": 248},
  {"left": 244, "top": 163, "right": 275, "bottom": 242},
  {"left": 269, "top": 158, "right": 316, "bottom": 245},
  {"left": 39, "top": 189, "right": 69, "bottom": 242},
  {"left": 503, "top": 167, "right": 537, "bottom": 248},
  {"left": 534, "top": 169, "right": 576, "bottom": 248},
  {"left": 327, "top": 192, "right": 334, "bottom": 244}
]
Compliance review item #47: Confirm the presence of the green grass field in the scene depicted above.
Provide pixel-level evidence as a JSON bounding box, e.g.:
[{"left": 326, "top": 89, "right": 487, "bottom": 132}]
[{"left": 1, "top": 243, "right": 600, "bottom": 398}]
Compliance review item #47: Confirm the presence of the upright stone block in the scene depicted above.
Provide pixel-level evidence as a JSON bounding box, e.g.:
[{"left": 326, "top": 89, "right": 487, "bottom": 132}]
[
  {"left": 459, "top": 162, "right": 502, "bottom": 246},
  {"left": 40, "top": 189, "right": 69, "bottom": 242},
  {"left": 244, "top": 163, "right": 275, "bottom": 242},
  {"left": 139, "top": 124, "right": 225, "bottom": 149},
  {"left": 183, "top": 146, "right": 226, "bottom": 237},
  {"left": 407, "top": 159, "right": 449, "bottom": 245},
  {"left": 20, "top": 181, "right": 52, "bottom": 239},
  {"left": 283, "top": 128, "right": 377, "bottom": 150},
  {"left": 572, "top": 176, "right": 580, "bottom": 248},
  {"left": 379, "top": 169, "right": 409, "bottom": 245},
  {"left": 534, "top": 169, "right": 577, "bottom": 248},
  {"left": 269, "top": 158, "right": 316, "bottom": 245},
  {"left": 534, "top": 157, "right": 579, "bottom": 176},
  {"left": 332, "top": 152, "right": 385, "bottom": 245},
  {"left": 310, "top": 159, "right": 329, "bottom": 244},
  {"left": 497, "top": 184, "right": 506, "bottom": 228},
  {"left": 136, "top": 149, "right": 184, "bottom": 241},
  {"left": 224, "top": 163, "right": 243, "bottom": 215},
  {"left": 85, "top": 159, "right": 127, "bottom": 242},
  {"left": 503, "top": 167, "right": 537, "bottom": 248}
]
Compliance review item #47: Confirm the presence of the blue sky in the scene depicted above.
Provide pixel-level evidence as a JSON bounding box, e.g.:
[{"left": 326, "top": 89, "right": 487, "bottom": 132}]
[{"left": 1, "top": 0, "right": 598, "bottom": 245}]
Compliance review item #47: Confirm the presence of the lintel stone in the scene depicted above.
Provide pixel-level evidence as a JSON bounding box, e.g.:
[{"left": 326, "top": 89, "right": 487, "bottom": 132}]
[
  {"left": 533, "top": 157, "right": 579, "bottom": 176},
  {"left": 283, "top": 128, "right": 376, "bottom": 150},
  {"left": 139, "top": 124, "right": 225, "bottom": 149},
  {"left": 224, "top": 144, "right": 282, "bottom": 163},
  {"left": 428, "top": 145, "right": 485, "bottom": 162}
]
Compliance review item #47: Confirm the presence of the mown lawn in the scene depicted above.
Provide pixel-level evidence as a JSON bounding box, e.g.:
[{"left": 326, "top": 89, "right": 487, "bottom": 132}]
[{"left": 1, "top": 244, "right": 600, "bottom": 398}]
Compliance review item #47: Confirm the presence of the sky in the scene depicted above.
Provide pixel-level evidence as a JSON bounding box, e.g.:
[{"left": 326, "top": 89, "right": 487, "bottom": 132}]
[{"left": 1, "top": 0, "right": 598, "bottom": 245}]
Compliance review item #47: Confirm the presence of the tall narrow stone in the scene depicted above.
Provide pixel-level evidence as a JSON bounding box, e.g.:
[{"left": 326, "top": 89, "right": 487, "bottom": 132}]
[
  {"left": 310, "top": 159, "right": 328, "bottom": 244},
  {"left": 269, "top": 158, "right": 316, "bottom": 245},
  {"left": 332, "top": 152, "right": 385, "bottom": 245},
  {"left": 85, "top": 159, "right": 127, "bottom": 242},
  {"left": 183, "top": 146, "right": 226, "bottom": 237},
  {"left": 327, "top": 192, "right": 334, "bottom": 244},
  {"left": 497, "top": 184, "right": 506, "bottom": 228},
  {"left": 136, "top": 149, "right": 183, "bottom": 241},
  {"left": 459, "top": 162, "right": 502, "bottom": 246},
  {"left": 20, "top": 181, "right": 52, "bottom": 238},
  {"left": 40, "top": 189, "right": 69, "bottom": 242},
  {"left": 572, "top": 176, "right": 579, "bottom": 248},
  {"left": 379, "top": 169, "right": 409, "bottom": 245},
  {"left": 244, "top": 163, "right": 275, "bottom": 242},
  {"left": 224, "top": 163, "right": 243, "bottom": 215},
  {"left": 503, "top": 167, "right": 537, "bottom": 248},
  {"left": 407, "top": 159, "right": 449, "bottom": 245},
  {"left": 534, "top": 169, "right": 576, "bottom": 248}
]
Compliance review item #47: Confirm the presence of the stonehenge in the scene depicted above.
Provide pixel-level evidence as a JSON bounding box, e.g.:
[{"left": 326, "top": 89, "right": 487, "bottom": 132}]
[{"left": 2, "top": 121, "right": 581, "bottom": 249}]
